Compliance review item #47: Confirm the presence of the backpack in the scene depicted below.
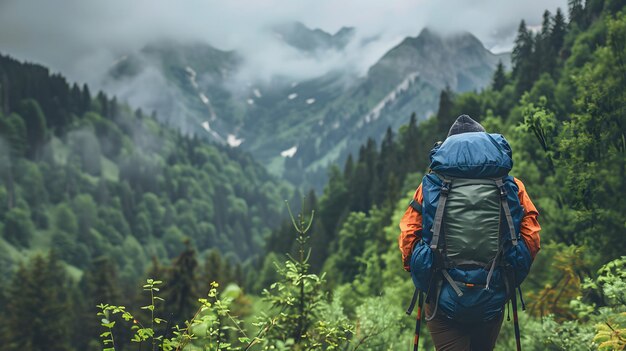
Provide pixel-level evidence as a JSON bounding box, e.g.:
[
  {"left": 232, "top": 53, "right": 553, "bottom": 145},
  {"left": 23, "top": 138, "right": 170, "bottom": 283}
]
[{"left": 407, "top": 132, "right": 532, "bottom": 324}]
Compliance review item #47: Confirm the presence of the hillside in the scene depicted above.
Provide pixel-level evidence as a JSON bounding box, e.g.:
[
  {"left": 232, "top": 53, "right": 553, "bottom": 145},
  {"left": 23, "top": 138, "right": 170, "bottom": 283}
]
[{"left": 0, "top": 53, "right": 290, "bottom": 286}]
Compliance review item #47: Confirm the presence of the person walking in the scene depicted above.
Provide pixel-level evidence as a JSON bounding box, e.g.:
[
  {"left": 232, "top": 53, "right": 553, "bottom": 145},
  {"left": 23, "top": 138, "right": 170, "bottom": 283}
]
[{"left": 399, "top": 115, "right": 541, "bottom": 351}]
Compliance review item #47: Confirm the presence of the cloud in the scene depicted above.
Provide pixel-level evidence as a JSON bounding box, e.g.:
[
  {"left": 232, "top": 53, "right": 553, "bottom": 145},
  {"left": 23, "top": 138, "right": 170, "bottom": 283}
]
[{"left": 0, "top": 0, "right": 567, "bottom": 88}]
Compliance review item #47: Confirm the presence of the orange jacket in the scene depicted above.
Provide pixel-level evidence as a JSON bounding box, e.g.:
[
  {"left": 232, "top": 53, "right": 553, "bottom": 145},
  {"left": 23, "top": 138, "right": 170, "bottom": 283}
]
[{"left": 398, "top": 177, "right": 541, "bottom": 271}]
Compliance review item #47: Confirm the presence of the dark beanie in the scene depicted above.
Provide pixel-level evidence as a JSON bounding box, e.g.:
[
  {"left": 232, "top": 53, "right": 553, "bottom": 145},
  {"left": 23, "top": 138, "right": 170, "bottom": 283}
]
[{"left": 447, "top": 114, "right": 486, "bottom": 137}]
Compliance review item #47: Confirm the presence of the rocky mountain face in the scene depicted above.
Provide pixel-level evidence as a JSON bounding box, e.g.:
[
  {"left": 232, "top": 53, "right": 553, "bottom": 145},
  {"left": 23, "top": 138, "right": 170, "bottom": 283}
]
[{"left": 104, "top": 25, "right": 509, "bottom": 189}]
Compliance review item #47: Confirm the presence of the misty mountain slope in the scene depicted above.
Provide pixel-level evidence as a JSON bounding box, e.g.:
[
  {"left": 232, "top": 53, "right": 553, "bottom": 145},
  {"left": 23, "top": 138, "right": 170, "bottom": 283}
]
[
  {"left": 364, "top": 28, "right": 509, "bottom": 97},
  {"left": 278, "top": 28, "right": 508, "bottom": 186},
  {"left": 103, "top": 25, "right": 508, "bottom": 188},
  {"left": 0, "top": 53, "right": 290, "bottom": 280},
  {"left": 106, "top": 41, "right": 244, "bottom": 137}
]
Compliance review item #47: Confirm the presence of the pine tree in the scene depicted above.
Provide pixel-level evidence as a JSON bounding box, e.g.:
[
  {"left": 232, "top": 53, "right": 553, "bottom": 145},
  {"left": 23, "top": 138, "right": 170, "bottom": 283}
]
[
  {"left": 512, "top": 20, "right": 537, "bottom": 94},
  {"left": 538, "top": 10, "right": 556, "bottom": 74},
  {"left": 81, "top": 83, "right": 91, "bottom": 112},
  {"left": 399, "top": 112, "right": 421, "bottom": 174},
  {"left": 435, "top": 87, "right": 455, "bottom": 138},
  {"left": 2, "top": 253, "right": 72, "bottom": 351},
  {"left": 343, "top": 154, "right": 354, "bottom": 179},
  {"left": 568, "top": 0, "right": 585, "bottom": 26},
  {"left": 201, "top": 249, "right": 227, "bottom": 292},
  {"left": 162, "top": 242, "right": 199, "bottom": 325},
  {"left": 78, "top": 256, "right": 123, "bottom": 350},
  {"left": 0, "top": 68, "right": 9, "bottom": 115},
  {"left": 17, "top": 99, "right": 47, "bottom": 158},
  {"left": 552, "top": 8, "right": 567, "bottom": 60},
  {"left": 492, "top": 61, "right": 508, "bottom": 91},
  {"left": 3, "top": 207, "right": 34, "bottom": 247}
]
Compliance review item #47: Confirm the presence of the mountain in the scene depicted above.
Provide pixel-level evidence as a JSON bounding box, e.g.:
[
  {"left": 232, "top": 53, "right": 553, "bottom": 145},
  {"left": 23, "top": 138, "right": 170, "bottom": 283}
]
[
  {"left": 104, "top": 26, "right": 508, "bottom": 189},
  {"left": 272, "top": 21, "right": 356, "bottom": 52},
  {"left": 104, "top": 40, "right": 242, "bottom": 137}
]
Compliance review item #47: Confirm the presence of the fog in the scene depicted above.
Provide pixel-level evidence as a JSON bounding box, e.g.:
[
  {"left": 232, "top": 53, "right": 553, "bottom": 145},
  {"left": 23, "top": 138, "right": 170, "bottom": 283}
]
[{"left": 0, "top": 0, "right": 567, "bottom": 89}]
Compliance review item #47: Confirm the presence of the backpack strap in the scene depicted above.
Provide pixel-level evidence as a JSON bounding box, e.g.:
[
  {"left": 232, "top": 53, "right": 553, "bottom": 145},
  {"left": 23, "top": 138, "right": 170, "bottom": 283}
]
[
  {"left": 484, "top": 246, "right": 502, "bottom": 290},
  {"left": 424, "top": 279, "right": 444, "bottom": 322},
  {"left": 406, "top": 288, "right": 420, "bottom": 315},
  {"left": 430, "top": 178, "right": 452, "bottom": 251},
  {"left": 442, "top": 269, "right": 463, "bottom": 297},
  {"left": 494, "top": 178, "right": 518, "bottom": 246},
  {"left": 409, "top": 199, "right": 422, "bottom": 213}
]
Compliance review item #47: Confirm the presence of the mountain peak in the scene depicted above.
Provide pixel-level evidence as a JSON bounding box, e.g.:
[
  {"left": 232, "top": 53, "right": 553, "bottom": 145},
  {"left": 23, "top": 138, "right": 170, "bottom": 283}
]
[
  {"left": 272, "top": 21, "right": 354, "bottom": 52},
  {"left": 417, "top": 27, "right": 437, "bottom": 39}
]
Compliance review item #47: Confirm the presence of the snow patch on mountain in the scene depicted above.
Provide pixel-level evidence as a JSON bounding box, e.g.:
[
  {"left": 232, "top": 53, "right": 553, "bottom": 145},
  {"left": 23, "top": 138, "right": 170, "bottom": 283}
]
[
  {"left": 227, "top": 134, "right": 244, "bottom": 147},
  {"left": 247, "top": 99, "right": 254, "bottom": 105},
  {"left": 185, "top": 66, "right": 218, "bottom": 121},
  {"left": 253, "top": 88, "right": 262, "bottom": 98},
  {"left": 288, "top": 93, "right": 298, "bottom": 100},
  {"left": 306, "top": 98, "right": 315, "bottom": 104},
  {"left": 201, "top": 121, "right": 223, "bottom": 141},
  {"left": 281, "top": 146, "right": 298, "bottom": 158},
  {"left": 200, "top": 93, "right": 209, "bottom": 104},
  {"left": 185, "top": 66, "right": 199, "bottom": 89}
]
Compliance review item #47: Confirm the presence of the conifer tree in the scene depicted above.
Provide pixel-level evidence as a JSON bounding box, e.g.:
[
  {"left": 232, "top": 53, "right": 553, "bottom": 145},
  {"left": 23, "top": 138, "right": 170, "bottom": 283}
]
[
  {"left": 2, "top": 253, "right": 72, "bottom": 351},
  {"left": 538, "top": 10, "right": 556, "bottom": 74},
  {"left": 78, "top": 256, "right": 123, "bottom": 350},
  {"left": 399, "top": 112, "right": 421, "bottom": 173},
  {"left": 568, "top": 0, "right": 585, "bottom": 26},
  {"left": 17, "top": 99, "right": 47, "bottom": 158},
  {"left": 162, "top": 242, "right": 199, "bottom": 325},
  {"left": 512, "top": 20, "right": 537, "bottom": 94},
  {"left": 201, "top": 249, "right": 227, "bottom": 291},
  {"left": 3, "top": 207, "right": 34, "bottom": 247},
  {"left": 492, "top": 61, "right": 508, "bottom": 91},
  {"left": 343, "top": 154, "right": 354, "bottom": 179},
  {"left": 435, "top": 87, "right": 455, "bottom": 137},
  {"left": 81, "top": 83, "right": 91, "bottom": 112},
  {"left": 552, "top": 8, "right": 567, "bottom": 60}
]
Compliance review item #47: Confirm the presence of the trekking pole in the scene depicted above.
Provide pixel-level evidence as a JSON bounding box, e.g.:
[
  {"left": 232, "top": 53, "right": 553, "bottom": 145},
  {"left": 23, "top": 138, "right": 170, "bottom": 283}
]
[
  {"left": 413, "top": 291, "right": 424, "bottom": 351},
  {"left": 511, "top": 285, "right": 522, "bottom": 351}
]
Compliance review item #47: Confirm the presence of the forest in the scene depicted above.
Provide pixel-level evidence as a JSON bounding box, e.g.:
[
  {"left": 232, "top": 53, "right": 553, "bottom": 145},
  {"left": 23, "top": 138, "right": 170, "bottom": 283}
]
[{"left": 0, "top": 0, "right": 625, "bottom": 350}]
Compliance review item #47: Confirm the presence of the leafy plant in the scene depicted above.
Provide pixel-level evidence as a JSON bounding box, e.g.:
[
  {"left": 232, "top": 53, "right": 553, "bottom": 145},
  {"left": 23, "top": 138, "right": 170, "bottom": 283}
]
[{"left": 97, "top": 279, "right": 269, "bottom": 350}]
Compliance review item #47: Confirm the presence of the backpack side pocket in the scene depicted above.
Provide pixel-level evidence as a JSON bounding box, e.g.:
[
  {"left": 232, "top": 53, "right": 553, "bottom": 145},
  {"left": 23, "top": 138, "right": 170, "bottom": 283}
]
[
  {"left": 504, "top": 238, "right": 532, "bottom": 286},
  {"left": 410, "top": 240, "right": 433, "bottom": 291}
]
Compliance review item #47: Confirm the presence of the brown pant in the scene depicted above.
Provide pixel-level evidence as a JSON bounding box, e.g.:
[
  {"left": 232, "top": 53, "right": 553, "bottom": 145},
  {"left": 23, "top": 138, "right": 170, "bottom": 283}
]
[{"left": 425, "top": 304, "right": 504, "bottom": 351}]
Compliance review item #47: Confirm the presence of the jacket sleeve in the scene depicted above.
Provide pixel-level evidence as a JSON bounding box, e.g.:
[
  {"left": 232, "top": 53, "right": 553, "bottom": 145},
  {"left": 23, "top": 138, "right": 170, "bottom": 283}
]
[
  {"left": 398, "top": 184, "right": 423, "bottom": 271},
  {"left": 513, "top": 178, "right": 541, "bottom": 260}
]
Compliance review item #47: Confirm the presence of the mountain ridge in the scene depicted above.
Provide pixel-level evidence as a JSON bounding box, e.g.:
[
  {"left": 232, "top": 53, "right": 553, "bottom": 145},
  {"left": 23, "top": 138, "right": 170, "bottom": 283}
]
[{"left": 103, "top": 24, "right": 509, "bottom": 189}]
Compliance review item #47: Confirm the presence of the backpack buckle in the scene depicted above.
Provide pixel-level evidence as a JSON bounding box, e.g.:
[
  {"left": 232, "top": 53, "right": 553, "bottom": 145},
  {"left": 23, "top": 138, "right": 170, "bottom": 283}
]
[
  {"left": 499, "top": 187, "right": 507, "bottom": 199},
  {"left": 440, "top": 182, "right": 451, "bottom": 196}
]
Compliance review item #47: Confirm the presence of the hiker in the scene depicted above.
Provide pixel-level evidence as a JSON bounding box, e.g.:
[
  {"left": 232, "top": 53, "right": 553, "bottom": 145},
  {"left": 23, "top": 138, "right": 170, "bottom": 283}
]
[{"left": 398, "top": 115, "right": 541, "bottom": 351}]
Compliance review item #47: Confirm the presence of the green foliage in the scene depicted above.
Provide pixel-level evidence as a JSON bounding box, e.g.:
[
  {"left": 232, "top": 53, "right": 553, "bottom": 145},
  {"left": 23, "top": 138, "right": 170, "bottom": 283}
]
[
  {"left": 2, "top": 207, "right": 34, "bottom": 247},
  {"left": 97, "top": 278, "right": 271, "bottom": 351},
  {"left": 1, "top": 253, "right": 72, "bottom": 351},
  {"left": 0, "top": 53, "right": 288, "bottom": 268},
  {"left": 587, "top": 257, "right": 626, "bottom": 350},
  {"left": 17, "top": 99, "right": 47, "bottom": 157}
]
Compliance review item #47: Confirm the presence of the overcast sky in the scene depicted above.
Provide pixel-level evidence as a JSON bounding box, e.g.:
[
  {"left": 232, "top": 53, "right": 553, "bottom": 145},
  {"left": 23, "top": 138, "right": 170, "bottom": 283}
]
[{"left": 0, "top": 0, "right": 568, "bottom": 87}]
